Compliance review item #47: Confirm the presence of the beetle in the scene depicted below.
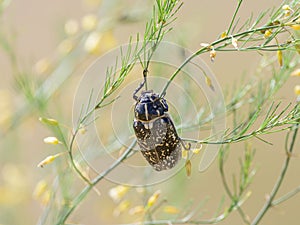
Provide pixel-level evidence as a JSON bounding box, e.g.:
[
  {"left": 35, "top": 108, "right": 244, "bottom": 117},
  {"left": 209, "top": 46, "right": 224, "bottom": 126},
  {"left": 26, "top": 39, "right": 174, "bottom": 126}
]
[{"left": 132, "top": 78, "right": 188, "bottom": 171}]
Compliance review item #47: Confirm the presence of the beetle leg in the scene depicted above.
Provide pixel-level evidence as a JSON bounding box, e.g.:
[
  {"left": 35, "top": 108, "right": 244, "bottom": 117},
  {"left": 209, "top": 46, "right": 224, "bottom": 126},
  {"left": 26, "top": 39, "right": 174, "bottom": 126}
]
[
  {"left": 133, "top": 80, "right": 145, "bottom": 100},
  {"left": 133, "top": 69, "right": 149, "bottom": 100}
]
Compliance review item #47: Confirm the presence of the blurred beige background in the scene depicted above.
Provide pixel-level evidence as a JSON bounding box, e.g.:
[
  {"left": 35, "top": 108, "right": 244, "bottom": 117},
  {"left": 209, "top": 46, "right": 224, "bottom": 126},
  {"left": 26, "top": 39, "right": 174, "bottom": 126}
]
[{"left": 0, "top": 0, "right": 300, "bottom": 224}]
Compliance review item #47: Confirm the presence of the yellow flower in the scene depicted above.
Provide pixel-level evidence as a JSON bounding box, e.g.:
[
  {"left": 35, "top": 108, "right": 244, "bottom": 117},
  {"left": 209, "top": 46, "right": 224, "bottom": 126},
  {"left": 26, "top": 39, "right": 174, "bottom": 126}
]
[
  {"left": 185, "top": 159, "right": 192, "bottom": 177},
  {"left": 210, "top": 49, "right": 216, "bottom": 62},
  {"left": 294, "top": 85, "right": 300, "bottom": 96},
  {"left": 163, "top": 205, "right": 180, "bottom": 214},
  {"left": 192, "top": 145, "right": 202, "bottom": 154},
  {"left": 84, "top": 31, "right": 102, "bottom": 54},
  {"left": 33, "top": 58, "right": 51, "bottom": 75},
  {"left": 58, "top": 39, "right": 75, "bottom": 55},
  {"left": 39, "top": 117, "right": 58, "bottom": 126},
  {"left": 108, "top": 185, "right": 129, "bottom": 202},
  {"left": 282, "top": 5, "right": 292, "bottom": 11},
  {"left": 129, "top": 205, "right": 145, "bottom": 215},
  {"left": 33, "top": 180, "right": 48, "bottom": 199},
  {"left": 81, "top": 14, "right": 98, "bottom": 31},
  {"left": 231, "top": 37, "right": 238, "bottom": 49},
  {"left": 43, "top": 136, "right": 60, "bottom": 145},
  {"left": 147, "top": 190, "right": 161, "bottom": 207},
  {"left": 40, "top": 190, "right": 51, "bottom": 206},
  {"left": 220, "top": 31, "right": 227, "bottom": 38},
  {"left": 113, "top": 200, "right": 130, "bottom": 217},
  {"left": 291, "top": 24, "right": 300, "bottom": 30},
  {"left": 277, "top": 50, "right": 283, "bottom": 67},
  {"left": 291, "top": 69, "right": 300, "bottom": 77},
  {"left": 64, "top": 19, "right": 79, "bottom": 36},
  {"left": 182, "top": 149, "right": 188, "bottom": 159},
  {"left": 37, "top": 153, "right": 64, "bottom": 168},
  {"left": 78, "top": 127, "right": 87, "bottom": 134},
  {"left": 264, "top": 29, "right": 272, "bottom": 38}
]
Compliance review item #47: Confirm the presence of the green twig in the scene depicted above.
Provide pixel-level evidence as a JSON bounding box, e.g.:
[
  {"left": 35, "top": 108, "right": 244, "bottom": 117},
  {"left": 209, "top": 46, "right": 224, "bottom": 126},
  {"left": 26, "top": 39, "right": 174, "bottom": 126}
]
[{"left": 251, "top": 125, "right": 299, "bottom": 225}]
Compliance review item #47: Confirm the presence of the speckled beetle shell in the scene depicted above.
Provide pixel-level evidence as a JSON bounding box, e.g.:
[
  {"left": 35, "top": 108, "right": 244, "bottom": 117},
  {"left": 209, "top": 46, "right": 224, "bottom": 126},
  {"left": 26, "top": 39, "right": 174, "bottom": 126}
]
[{"left": 133, "top": 90, "right": 181, "bottom": 171}]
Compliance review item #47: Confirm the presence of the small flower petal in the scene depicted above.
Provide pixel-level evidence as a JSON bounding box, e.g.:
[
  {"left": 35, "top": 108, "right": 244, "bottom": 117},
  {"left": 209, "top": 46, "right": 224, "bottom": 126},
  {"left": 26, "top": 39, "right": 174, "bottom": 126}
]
[
  {"left": 264, "top": 29, "right": 272, "bottom": 38},
  {"left": 277, "top": 50, "right": 283, "bottom": 67},
  {"left": 39, "top": 117, "right": 58, "bottom": 126},
  {"left": 64, "top": 19, "right": 79, "bottom": 36},
  {"left": 182, "top": 149, "right": 188, "bottom": 159},
  {"left": 81, "top": 14, "right": 98, "bottom": 31},
  {"left": 231, "top": 37, "right": 238, "bottom": 49},
  {"left": 113, "top": 200, "right": 130, "bottom": 217},
  {"left": 34, "top": 58, "right": 51, "bottom": 75},
  {"left": 43, "top": 136, "right": 60, "bottom": 145},
  {"left": 37, "top": 153, "right": 64, "bottom": 168},
  {"left": 291, "top": 69, "right": 300, "bottom": 77},
  {"left": 147, "top": 190, "right": 161, "bottom": 207},
  {"left": 129, "top": 205, "right": 145, "bottom": 215},
  {"left": 185, "top": 159, "right": 192, "bottom": 177},
  {"left": 84, "top": 31, "right": 102, "bottom": 54},
  {"left": 33, "top": 180, "right": 48, "bottom": 199},
  {"left": 221, "top": 31, "right": 227, "bottom": 38},
  {"left": 210, "top": 49, "right": 216, "bottom": 62},
  {"left": 163, "top": 205, "right": 180, "bottom": 214},
  {"left": 108, "top": 185, "right": 129, "bottom": 202},
  {"left": 294, "top": 85, "right": 300, "bottom": 96}
]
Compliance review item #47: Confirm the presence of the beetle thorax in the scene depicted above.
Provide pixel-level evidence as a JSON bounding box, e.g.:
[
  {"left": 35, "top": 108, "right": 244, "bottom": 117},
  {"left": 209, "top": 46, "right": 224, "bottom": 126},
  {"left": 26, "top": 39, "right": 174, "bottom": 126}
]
[{"left": 134, "top": 90, "right": 168, "bottom": 121}]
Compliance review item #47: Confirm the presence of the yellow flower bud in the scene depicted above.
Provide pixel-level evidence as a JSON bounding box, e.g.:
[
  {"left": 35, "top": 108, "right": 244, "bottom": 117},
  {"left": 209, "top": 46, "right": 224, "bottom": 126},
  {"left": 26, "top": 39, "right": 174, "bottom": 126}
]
[
  {"left": 192, "top": 146, "right": 202, "bottom": 154},
  {"left": 291, "top": 24, "right": 300, "bottom": 30},
  {"left": 294, "top": 85, "right": 300, "bottom": 96},
  {"left": 129, "top": 205, "right": 145, "bottom": 215},
  {"left": 108, "top": 185, "right": 129, "bottom": 202},
  {"left": 41, "top": 190, "right": 51, "bottom": 206},
  {"left": 33, "top": 58, "right": 51, "bottom": 75},
  {"left": 200, "top": 43, "right": 210, "bottom": 48},
  {"left": 182, "top": 149, "right": 188, "bottom": 159},
  {"left": 37, "top": 153, "right": 64, "bottom": 168},
  {"left": 113, "top": 200, "right": 130, "bottom": 217},
  {"left": 277, "top": 50, "right": 283, "bottom": 67},
  {"left": 163, "top": 205, "right": 180, "bottom": 214},
  {"left": 291, "top": 69, "right": 300, "bottom": 77},
  {"left": 147, "top": 190, "right": 161, "bottom": 207},
  {"left": 64, "top": 19, "right": 79, "bottom": 36},
  {"left": 78, "top": 127, "right": 87, "bottom": 134},
  {"left": 185, "top": 159, "right": 192, "bottom": 177},
  {"left": 39, "top": 117, "right": 58, "bottom": 126},
  {"left": 43, "top": 136, "right": 60, "bottom": 145},
  {"left": 231, "top": 37, "right": 238, "bottom": 49},
  {"left": 58, "top": 39, "right": 74, "bottom": 55},
  {"left": 210, "top": 49, "right": 216, "bottom": 62},
  {"left": 221, "top": 31, "right": 227, "bottom": 38},
  {"left": 282, "top": 5, "right": 292, "bottom": 11},
  {"left": 33, "top": 180, "right": 48, "bottom": 199},
  {"left": 264, "top": 29, "right": 272, "bottom": 38},
  {"left": 84, "top": 31, "right": 102, "bottom": 54},
  {"left": 81, "top": 14, "right": 98, "bottom": 31}
]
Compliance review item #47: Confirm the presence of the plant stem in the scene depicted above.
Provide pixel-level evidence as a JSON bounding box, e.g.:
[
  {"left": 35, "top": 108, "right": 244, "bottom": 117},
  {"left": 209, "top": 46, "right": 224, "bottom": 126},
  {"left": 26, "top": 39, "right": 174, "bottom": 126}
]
[
  {"left": 227, "top": 0, "right": 243, "bottom": 34},
  {"left": 56, "top": 140, "right": 136, "bottom": 224},
  {"left": 251, "top": 125, "right": 299, "bottom": 225}
]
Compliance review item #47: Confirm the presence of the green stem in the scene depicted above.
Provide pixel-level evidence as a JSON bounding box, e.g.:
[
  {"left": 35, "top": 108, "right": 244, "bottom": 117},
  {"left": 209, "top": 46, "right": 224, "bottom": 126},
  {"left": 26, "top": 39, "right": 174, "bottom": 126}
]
[
  {"left": 227, "top": 0, "right": 243, "bottom": 35},
  {"left": 251, "top": 125, "right": 299, "bottom": 225},
  {"left": 272, "top": 185, "right": 300, "bottom": 206},
  {"left": 160, "top": 23, "right": 289, "bottom": 96},
  {"left": 56, "top": 140, "right": 136, "bottom": 225}
]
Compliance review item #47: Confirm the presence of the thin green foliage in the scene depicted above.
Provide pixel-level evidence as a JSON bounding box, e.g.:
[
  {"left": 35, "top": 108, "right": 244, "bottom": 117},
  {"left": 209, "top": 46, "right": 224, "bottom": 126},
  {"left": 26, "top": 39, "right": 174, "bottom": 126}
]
[{"left": 6, "top": 0, "right": 298, "bottom": 224}]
